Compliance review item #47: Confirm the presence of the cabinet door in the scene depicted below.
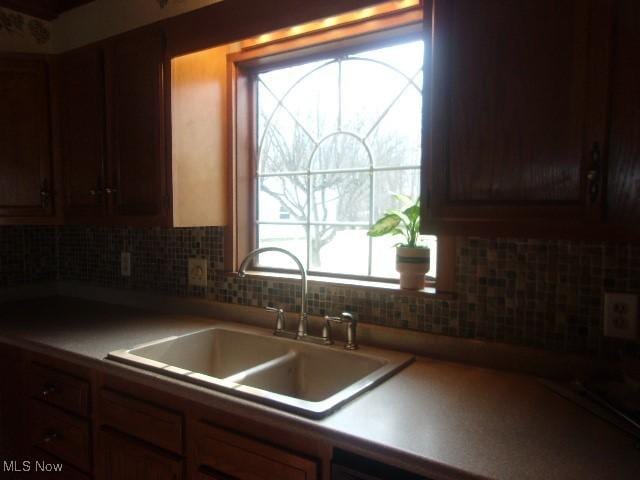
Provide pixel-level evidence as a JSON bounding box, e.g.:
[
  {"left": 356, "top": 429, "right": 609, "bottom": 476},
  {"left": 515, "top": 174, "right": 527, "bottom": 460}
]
[
  {"left": 190, "top": 420, "right": 317, "bottom": 480},
  {"left": 422, "top": 0, "right": 612, "bottom": 235},
  {"left": 606, "top": 0, "right": 640, "bottom": 231},
  {"left": 98, "top": 429, "right": 182, "bottom": 480},
  {"left": 0, "top": 57, "right": 53, "bottom": 219},
  {"left": 60, "top": 48, "right": 107, "bottom": 221},
  {"left": 106, "top": 29, "right": 168, "bottom": 225}
]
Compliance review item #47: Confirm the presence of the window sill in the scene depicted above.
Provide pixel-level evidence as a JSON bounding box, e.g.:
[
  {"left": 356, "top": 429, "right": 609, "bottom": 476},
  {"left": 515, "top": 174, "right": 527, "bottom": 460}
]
[{"left": 225, "top": 270, "right": 456, "bottom": 300}]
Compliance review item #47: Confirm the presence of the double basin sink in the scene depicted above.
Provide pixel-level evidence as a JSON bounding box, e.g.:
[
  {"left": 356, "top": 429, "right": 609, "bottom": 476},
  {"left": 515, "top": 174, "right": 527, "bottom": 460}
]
[{"left": 108, "top": 325, "right": 414, "bottom": 418}]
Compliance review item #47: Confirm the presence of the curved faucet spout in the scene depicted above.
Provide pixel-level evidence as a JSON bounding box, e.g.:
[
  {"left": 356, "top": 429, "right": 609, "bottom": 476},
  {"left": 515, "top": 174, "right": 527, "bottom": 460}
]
[{"left": 237, "top": 247, "right": 308, "bottom": 338}]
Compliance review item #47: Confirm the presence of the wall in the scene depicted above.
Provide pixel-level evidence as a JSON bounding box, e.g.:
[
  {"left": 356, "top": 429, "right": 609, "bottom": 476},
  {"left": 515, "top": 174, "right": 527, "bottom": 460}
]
[
  {"left": 2, "top": 225, "right": 634, "bottom": 358},
  {"left": 1, "top": 224, "right": 638, "bottom": 357},
  {"left": 0, "top": 7, "right": 52, "bottom": 53},
  {"left": 52, "top": 0, "right": 224, "bottom": 52},
  {"left": 0, "top": 226, "right": 57, "bottom": 288}
]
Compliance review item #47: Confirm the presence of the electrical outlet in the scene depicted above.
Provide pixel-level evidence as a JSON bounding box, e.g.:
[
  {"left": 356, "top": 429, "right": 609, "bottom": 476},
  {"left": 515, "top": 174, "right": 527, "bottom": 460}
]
[
  {"left": 604, "top": 293, "right": 638, "bottom": 340},
  {"left": 188, "top": 257, "right": 207, "bottom": 287},
  {"left": 120, "top": 252, "right": 131, "bottom": 277}
]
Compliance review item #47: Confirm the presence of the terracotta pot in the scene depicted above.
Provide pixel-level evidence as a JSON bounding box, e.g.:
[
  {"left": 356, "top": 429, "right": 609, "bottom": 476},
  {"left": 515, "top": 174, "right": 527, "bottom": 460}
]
[{"left": 396, "top": 246, "right": 430, "bottom": 290}]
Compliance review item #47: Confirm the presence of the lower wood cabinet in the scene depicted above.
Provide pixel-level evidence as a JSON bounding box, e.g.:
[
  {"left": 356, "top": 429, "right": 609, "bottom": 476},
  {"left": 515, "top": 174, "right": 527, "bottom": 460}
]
[
  {"left": 98, "top": 428, "right": 183, "bottom": 480},
  {"left": 28, "top": 400, "right": 91, "bottom": 473},
  {"left": 0, "top": 345, "right": 411, "bottom": 480},
  {"left": 189, "top": 420, "right": 318, "bottom": 480}
]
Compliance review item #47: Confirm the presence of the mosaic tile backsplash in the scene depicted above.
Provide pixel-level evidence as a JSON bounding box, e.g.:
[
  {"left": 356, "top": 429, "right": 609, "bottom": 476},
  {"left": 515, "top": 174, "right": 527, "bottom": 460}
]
[{"left": 1, "top": 225, "right": 639, "bottom": 357}]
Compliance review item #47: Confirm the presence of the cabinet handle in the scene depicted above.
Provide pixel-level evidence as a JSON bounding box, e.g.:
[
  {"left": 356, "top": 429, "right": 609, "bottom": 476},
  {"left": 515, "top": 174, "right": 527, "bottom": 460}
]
[
  {"left": 587, "top": 142, "right": 600, "bottom": 204},
  {"left": 41, "top": 384, "right": 56, "bottom": 397},
  {"left": 42, "top": 431, "right": 59, "bottom": 444},
  {"left": 105, "top": 188, "right": 117, "bottom": 195},
  {"left": 89, "top": 189, "right": 104, "bottom": 196}
]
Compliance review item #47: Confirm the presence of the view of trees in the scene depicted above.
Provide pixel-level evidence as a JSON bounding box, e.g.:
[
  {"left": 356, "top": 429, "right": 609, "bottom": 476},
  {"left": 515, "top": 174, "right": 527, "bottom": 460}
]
[{"left": 256, "top": 40, "right": 425, "bottom": 275}]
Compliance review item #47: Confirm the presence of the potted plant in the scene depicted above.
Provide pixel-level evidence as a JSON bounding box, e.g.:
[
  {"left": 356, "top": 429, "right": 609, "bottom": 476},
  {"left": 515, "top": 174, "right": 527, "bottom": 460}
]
[{"left": 367, "top": 195, "right": 430, "bottom": 290}]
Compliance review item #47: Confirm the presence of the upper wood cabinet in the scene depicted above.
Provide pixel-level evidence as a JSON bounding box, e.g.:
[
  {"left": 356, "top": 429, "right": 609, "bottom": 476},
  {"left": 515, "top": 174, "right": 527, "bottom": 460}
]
[
  {"left": 0, "top": 56, "right": 55, "bottom": 222},
  {"left": 605, "top": 0, "right": 640, "bottom": 231},
  {"left": 60, "top": 30, "right": 171, "bottom": 226},
  {"left": 60, "top": 48, "right": 107, "bottom": 221},
  {"left": 421, "top": 0, "right": 613, "bottom": 236},
  {"left": 106, "top": 29, "right": 169, "bottom": 225}
]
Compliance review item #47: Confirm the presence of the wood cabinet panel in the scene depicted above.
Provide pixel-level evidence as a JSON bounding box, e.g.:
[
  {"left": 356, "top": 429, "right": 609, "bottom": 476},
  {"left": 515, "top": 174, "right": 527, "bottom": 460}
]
[
  {"left": 98, "top": 428, "right": 183, "bottom": 480},
  {"left": 98, "top": 388, "right": 183, "bottom": 455},
  {"left": 606, "top": 0, "right": 640, "bottom": 227},
  {"left": 106, "top": 29, "right": 168, "bottom": 223},
  {"left": 422, "top": 0, "right": 613, "bottom": 234},
  {"left": 28, "top": 400, "right": 91, "bottom": 473},
  {"left": 60, "top": 48, "right": 107, "bottom": 220},
  {"left": 191, "top": 420, "right": 318, "bottom": 480},
  {"left": 26, "top": 363, "right": 90, "bottom": 417},
  {"left": 0, "top": 56, "right": 53, "bottom": 218}
]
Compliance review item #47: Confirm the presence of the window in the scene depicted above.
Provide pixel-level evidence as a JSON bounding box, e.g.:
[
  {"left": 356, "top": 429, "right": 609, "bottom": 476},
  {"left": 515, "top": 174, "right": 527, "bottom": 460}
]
[{"left": 228, "top": 5, "right": 444, "bottom": 287}]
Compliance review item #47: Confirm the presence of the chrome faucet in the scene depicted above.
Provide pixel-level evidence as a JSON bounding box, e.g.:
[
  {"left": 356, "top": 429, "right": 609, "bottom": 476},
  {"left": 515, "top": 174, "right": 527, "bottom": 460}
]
[{"left": 237, "top": 247, "right": 308, "bottom": 339}]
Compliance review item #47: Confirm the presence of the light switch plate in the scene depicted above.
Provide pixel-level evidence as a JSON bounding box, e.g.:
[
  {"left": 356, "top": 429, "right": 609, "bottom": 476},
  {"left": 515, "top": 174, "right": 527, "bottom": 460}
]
[
  {"left": 188, "top": 257, "right": 207, "bottom": 287},
  {"left": 120, "top": 252, "right": 131, "bottom": 277},
  {"left": 604, "top": 293, "right": 638, "bottom": 340}
]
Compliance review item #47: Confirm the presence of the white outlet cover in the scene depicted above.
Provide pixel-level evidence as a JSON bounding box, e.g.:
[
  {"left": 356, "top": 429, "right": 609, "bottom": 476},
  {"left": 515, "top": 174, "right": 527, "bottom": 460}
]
[
  {"left": 188, "top": 257, "right": 208, "bottom": 287},
  {"left": 604, "top": 293, "right": 638, "bottom": 340}
]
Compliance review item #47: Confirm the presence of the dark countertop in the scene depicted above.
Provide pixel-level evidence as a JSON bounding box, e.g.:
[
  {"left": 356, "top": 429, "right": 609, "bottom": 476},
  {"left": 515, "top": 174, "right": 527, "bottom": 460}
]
[{"left": 1, "top": 297, "right": 639, "bottom": 480}]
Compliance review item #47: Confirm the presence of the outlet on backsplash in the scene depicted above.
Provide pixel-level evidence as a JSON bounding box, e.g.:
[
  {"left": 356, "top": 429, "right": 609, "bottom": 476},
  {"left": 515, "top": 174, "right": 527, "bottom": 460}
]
[
  {"left": 604, "top": 293, "right": 638, "bottom": 340},
  {"left": 120, "top": 252, "right": 131, "bottom": 277},
  {"left": 188, "top": 258, "right": 207, "bottom": 287}
]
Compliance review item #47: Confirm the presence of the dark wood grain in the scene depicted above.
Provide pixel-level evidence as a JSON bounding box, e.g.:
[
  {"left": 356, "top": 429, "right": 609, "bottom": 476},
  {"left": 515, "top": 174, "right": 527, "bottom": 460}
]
[
  {"left": 98, "top": 428, "right": 183, "bottom": 480},
  {"left": 29, "top": 400, "right": 91, "bottom": 473},
  {"left": 59, "top": 47, "right": 106, "bottom": 221},
  {"left": 105, "top": 28, "right": 168, "bottom": 224},
  {"left": 0, "top": 56, "right": 53, "bottom": 218},
  {"left": 606, "top": 0, "right": 640, "bottom": 226},
  {"left": 422, "top": 0, "right": 613, "bottom": 235},
  {"left": 98, "top": 388, "right": 183, "bottom": 455},
  {"left": 191, "top": 420, "right": 318, "bottom": 480}
]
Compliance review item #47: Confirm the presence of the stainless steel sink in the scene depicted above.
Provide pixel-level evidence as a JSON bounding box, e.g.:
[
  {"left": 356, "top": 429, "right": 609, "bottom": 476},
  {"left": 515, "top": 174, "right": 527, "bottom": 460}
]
[{"left": 108, "top": 325, "right": 414, "bottom": 418}]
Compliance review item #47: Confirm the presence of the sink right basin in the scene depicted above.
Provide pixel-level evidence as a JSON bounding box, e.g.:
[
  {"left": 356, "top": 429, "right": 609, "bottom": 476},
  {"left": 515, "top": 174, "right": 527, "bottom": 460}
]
[{"left": 230, "top": 346, "right": 388, "bottom": 402}]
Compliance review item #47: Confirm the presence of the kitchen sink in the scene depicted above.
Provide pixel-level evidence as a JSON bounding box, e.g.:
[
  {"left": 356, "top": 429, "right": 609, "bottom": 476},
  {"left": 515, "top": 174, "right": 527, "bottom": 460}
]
[{"left": 108, "top": 325, "right": 413, "bottom": 418}]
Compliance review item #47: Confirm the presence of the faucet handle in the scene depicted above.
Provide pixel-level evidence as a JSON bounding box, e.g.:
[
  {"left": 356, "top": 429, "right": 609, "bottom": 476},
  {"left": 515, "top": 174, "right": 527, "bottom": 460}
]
[
  {"left": 322, "top": 315, "right": 342, "bottom": 345},
  {"left": 323, "top": 312, "right": 358, "bottom": 350},
  {"left": 266, "top": 306, "right": 286, "bottom": 334}
]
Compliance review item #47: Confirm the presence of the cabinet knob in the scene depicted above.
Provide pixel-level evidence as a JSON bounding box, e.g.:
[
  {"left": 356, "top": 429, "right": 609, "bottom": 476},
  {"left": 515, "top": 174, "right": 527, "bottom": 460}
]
[
  {"left": 42, "top": 431, "right": 59, "bottom": 444},
  {"left": 105, "top": 187, "right": 118, "bottom": 195},
  {"left": 89, "top": 189, "right": 103, "bottom": 196},
  {"left": 41, "top": 384, "right": 56, "bottom": 397}
]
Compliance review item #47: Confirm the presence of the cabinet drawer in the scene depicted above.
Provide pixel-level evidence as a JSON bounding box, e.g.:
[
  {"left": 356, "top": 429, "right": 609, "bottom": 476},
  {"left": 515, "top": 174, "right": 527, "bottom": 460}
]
[
  {"left": 99, "top": 428, "right": 183, "bottom": 480},
  {"left": 192, "top": 421, "right": 317, "bottom": 480},
  {"left": 99, "top": 388, "right": 183, "bottom": 455},
  {"left": 26, "top": 363, "right": 90, "bottom": 417},
  {"left": 29, "top": 400, "right": 91, "bottom": 473}
]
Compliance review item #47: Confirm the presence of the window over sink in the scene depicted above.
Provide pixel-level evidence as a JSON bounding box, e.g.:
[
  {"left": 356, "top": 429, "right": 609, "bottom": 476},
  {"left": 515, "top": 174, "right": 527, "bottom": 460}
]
[{"left": 228, "top": 2, "right": 449, "bottom": 289}]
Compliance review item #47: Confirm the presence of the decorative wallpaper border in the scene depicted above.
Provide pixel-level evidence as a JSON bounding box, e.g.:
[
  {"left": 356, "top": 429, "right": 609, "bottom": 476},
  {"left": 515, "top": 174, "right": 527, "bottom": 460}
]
[{"left": 0, "top": 8, "right": 50, "bottom": 45}]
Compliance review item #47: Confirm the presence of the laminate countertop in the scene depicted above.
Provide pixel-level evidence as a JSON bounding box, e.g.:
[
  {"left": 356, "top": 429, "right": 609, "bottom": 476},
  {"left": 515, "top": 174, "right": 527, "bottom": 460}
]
[{"left": 0, "top": 297, "right": 638, "bottom": 480}]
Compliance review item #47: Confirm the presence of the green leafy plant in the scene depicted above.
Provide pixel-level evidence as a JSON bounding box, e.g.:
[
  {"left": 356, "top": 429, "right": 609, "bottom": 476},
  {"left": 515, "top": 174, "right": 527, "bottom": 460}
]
[{"left": 367, "top": 194, "right": 424, "bottom": 248}]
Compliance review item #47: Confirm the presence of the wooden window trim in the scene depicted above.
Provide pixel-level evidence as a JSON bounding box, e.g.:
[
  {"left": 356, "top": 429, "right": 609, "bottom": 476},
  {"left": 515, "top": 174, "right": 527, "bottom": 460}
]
[{"left": 225, "top": 4, "right": 456, "bottom": 293}]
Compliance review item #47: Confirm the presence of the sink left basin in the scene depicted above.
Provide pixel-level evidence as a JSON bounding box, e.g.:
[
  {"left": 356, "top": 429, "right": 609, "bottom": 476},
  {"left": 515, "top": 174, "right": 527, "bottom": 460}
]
[{"left": 108, "top": 328, "right": 291, "bottom": 379}]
